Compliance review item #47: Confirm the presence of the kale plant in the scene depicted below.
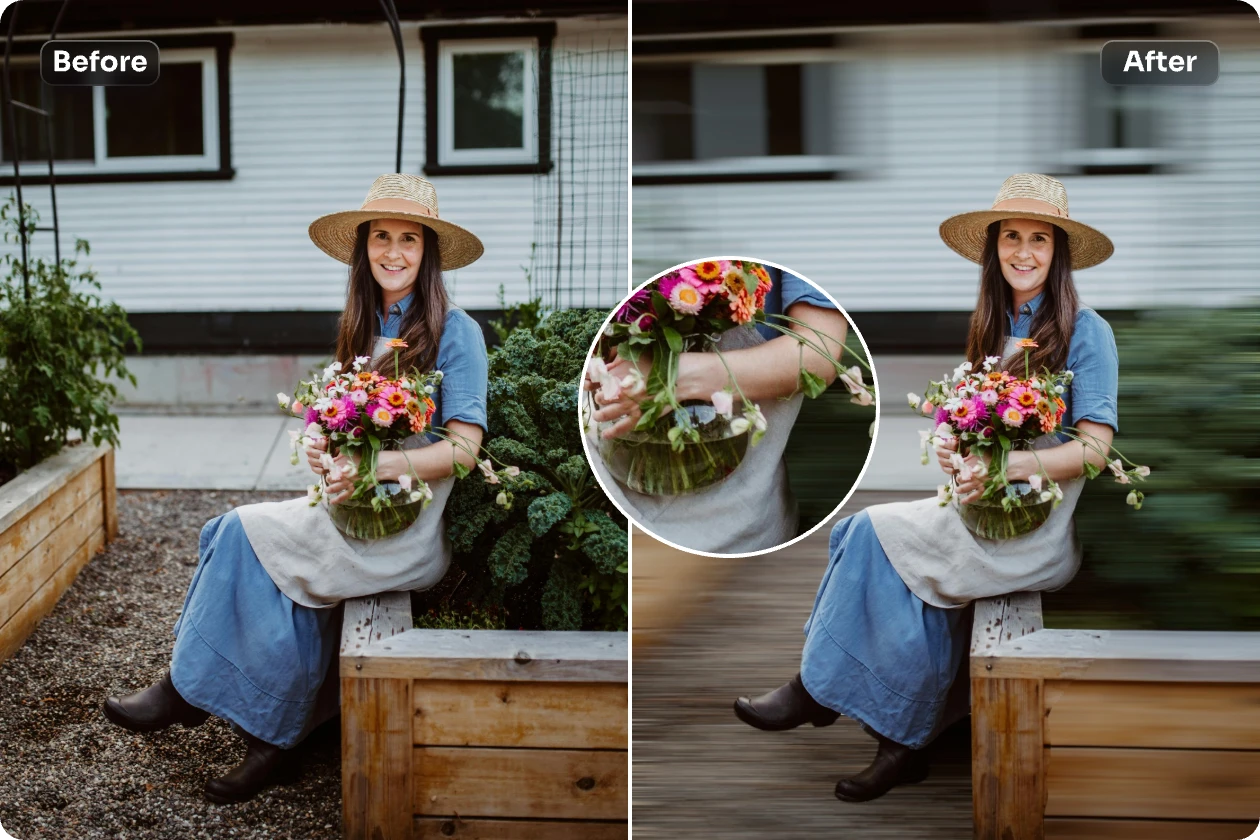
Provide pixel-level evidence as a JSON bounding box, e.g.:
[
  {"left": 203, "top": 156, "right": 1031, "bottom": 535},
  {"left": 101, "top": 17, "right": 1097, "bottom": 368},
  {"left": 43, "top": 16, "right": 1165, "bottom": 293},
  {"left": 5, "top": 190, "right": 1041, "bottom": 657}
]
[{"left": 439, "top": 307, "right": 628, "bottom": 631}]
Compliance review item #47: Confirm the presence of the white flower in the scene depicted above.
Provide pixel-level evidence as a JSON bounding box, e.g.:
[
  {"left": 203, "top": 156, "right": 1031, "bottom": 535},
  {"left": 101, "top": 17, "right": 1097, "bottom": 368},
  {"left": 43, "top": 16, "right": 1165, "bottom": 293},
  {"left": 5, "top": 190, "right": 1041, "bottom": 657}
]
[
  {"left": 839, "top": 366, "right": 864, "bottom": 394},
  {"left": 1126, "top": 490, "right": 1139, "bottom": 506},
  {"left": 983, "top": 355, "right": 1001, "bottom": 372},
  {"left": 276, "top": 392, "right": 290, "bottom": 408},
  {"left": 479, "top": 459, "right": 499, "bottom": 484},
  {"left": 1054, "top": 385, "right": 1065, "bottom": 395},
  {"left": 496, "top": 491, "right": 509, "bottom": 507},
  {"left": 349, "top": 389, "right": 369, "bottom": 406},
  {"left": 398, "top": 474, "right": 412, "bottom": 492},
  {"left": 305, "top": 422, "right": 323, "bottom": 437},
  {"left": 424, "top": 385, "right": 435, "bottom": 395},
  {"left": 918, "top": 429, "right": 931, "bottom": 446},
  {"left": 850, "top": 388, "right": 874, "bottom": 407},
  {"left": 907, "top": 393, "right": 920, "bottom": 410},
  {"left": 949, "top": 452, "right": 971, "bottom": 481},
  {"left": 504, "top": 466, "right": 521, "bottom": 477},
  {"left": 921, "top": 400, "right": 935, "bottom": 416},
  {"left": 711, "top": 390, "right": 734, "bottom": 418},
  {"left": 746, "top": 404, "right": 767, "bottom": 432},
  {"left": 287, "top": 429, "right": 300, "bottom": 444},
  {"left": 1029, "top": 473, "right": 1042, "bottom": 493},
  {"left": 1135, "top": 465, "right": 1151, "bottom": 477},
  {"left": 934, "top": 422, "right": 955, "bottom": 439},
  {"left": 353, "top": 355, "right": 371, "bottom": 371},
  {"left": 409, "top": 490, "right": 425, "bottom": 503},
  {"left": 936, "top": 484, "right": 952, "bottom": 505},
  {"left": 730, "top": 417, "right": 751, "bottom": 436},
  {"left": 978, "top": 389, "right": 1000, "bottom": 405},
  {"left": 319, "top": 453, "right": 341, "bottom": 481},
  {"left": 307, "top": 484, "right": 321, "bottom": 504},
  {"left": 620, "top": 366, "right": 645, "bottom": 393}
]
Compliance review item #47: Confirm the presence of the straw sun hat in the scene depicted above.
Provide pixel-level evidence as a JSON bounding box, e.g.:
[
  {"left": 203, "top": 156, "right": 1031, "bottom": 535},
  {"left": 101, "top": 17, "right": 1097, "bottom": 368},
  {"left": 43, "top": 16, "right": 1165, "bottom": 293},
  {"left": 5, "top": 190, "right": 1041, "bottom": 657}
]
[
  {"left": 939, "top": 173, "right": 1114, "bottom": 270},
  {"left": 308, "top": 173, "right": 484, "bottom": 270}
]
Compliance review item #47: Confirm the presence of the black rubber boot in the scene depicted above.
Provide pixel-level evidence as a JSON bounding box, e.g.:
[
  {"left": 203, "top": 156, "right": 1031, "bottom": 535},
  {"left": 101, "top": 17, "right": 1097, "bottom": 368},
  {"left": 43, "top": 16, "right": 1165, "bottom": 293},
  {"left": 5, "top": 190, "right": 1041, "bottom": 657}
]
[
  {"left": 834, "top": 733, "right": 930, "bottom": 802},
  {"left": 734, "top": 673, "right": 840, "bottom": 731},
  {"left": 103, "top": 672, "right": 210, "bottom": 733},
  {"left": 204, "top": 731, "right": 288, "bottom": 804}
]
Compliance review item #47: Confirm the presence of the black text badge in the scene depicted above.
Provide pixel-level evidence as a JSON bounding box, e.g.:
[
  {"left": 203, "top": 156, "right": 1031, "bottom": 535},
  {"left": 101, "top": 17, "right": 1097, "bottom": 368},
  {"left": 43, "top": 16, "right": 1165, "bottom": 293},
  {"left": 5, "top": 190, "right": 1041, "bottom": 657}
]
[
  {"left": 1100, "top": 40, "right": 1219, "bottom": 86},
  {"left": 41, "top": 40, "right": 160, "bottom": 86}
]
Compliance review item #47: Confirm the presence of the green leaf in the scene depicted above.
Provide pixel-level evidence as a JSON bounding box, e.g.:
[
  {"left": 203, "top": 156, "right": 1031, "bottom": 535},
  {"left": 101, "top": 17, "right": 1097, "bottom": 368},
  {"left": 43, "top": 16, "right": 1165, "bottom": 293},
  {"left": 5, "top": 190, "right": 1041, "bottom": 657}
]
[
  {"left": 999, "top": 435, "right": 1012, "bottom": 452},
  {"left": 799, "top": 369, "right": 827, "bottom": 399},
  {"left": 452, "top": 460, "right": 472, "bottom": 479},
  {"left": 662, "top": 325, "right": 683, "bottom": 355}
]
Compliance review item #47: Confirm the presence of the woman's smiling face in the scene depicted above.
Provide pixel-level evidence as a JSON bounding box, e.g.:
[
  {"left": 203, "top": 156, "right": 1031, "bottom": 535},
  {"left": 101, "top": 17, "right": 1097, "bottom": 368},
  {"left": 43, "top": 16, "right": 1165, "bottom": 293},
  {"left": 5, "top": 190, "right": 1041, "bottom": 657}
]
[
  {"left": 366, "top": 218, "right": 426, "bottom": 298},
  {"left": 996, "top": 218, "right": 1056, "bottom": 304}
]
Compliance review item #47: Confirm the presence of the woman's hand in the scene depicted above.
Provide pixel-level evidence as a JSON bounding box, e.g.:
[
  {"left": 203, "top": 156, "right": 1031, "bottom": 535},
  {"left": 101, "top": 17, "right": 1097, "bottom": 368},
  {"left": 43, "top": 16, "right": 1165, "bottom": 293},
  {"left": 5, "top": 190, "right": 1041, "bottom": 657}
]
[
  {"left": 934, "top": 437, "right": 958, "bottom": 477},
  {"left": 934, "top": 439, "right": 990, "bottom": 505},
  {"left": 588, "top": 354, "right": 652, "bottom": 440},
  {"left": 311, "top": 448, "right": 360, "bottom": 505},
  {"left": 305, "top": 437, "right": 329, "bottom": 476}
]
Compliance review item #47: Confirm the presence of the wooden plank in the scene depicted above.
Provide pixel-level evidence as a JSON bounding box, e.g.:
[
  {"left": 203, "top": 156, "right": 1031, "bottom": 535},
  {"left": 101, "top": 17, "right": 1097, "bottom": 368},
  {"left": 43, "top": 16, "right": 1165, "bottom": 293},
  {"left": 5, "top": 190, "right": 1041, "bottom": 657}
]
[
  {"left": 414, "top": 747, "right": 627, "bottom": 821},
  {"left": 1045, "top": 680, "right": 1260, "bottom": 750},
  {"left": 0, "top": 492, "right": 103, "bottom": 629},
  {"left": 0, "top": 443, "right": 106, "bottom": 536},
  {"left": 101, "top": 446, "right": 118, "bottom": 541},
  {"left": 413, "top": 680, "right": 627, "bottom": 750},
  {"left": 413, "top": 817, "right": 626, "bottom": 839},
  {"left": 0, "top": 524, "right": 104, "bottom": 662},
  {"left": 0, "top": 457, "right": 101, "bottom": 579},
  {"left": 342, "top": 676, "right": 413, "bottom": 840},
  {"left": 972, "top": 677, "right": 1044, "bottom": 840},
  {"left": 975, "top": 629, "right": 1260, "bottom": 683},
  {"left": 1045, "top": 747, "right": 1260, "bottom": 821},
  {"left": 1046, "top": 818, "right": 1258, "bottom": 839},
  {"left": 970, "top": 591, "right": 1044, "bottom": 657},
  {"left": 341, "top": 591, "right": 413, "bottom": 660},
  {"left": 350, "top": 630, "right": 627, "bottom": 683}
]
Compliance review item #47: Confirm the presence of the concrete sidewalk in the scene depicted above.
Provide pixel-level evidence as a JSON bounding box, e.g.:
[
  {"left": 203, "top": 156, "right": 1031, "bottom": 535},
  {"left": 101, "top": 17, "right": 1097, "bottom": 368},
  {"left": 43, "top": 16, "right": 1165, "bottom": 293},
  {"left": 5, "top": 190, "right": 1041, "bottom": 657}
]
[{"left": 112, "top": 354, "right": 954, "bottom": 492}]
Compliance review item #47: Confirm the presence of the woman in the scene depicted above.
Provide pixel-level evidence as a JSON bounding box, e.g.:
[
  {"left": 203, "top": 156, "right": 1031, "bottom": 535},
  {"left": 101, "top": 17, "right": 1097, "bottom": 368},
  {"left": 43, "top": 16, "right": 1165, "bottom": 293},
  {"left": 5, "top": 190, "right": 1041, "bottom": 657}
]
[
  {"left": 101, "top": 174, "right": 489, "bottom": 803},
  {"left": 733, "top": 174, "right": 1119, "bottom": 801},
  {"left": 589, "top": 267, "right": 850, "bottom": 555}
]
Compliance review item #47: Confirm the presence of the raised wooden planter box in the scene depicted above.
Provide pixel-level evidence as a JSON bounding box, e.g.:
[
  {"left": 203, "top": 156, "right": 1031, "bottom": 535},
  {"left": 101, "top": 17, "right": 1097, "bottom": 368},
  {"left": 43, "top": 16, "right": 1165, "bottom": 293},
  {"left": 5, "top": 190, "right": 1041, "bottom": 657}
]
[
  {"left": 971, "top": 593, "right": 1260, "bottom": 839},
  {"left": 340, "top": 594, "right": 628, "bottom": 840},
  {"left": 0, "top": 444, "right": 117, "bottom": 662}
]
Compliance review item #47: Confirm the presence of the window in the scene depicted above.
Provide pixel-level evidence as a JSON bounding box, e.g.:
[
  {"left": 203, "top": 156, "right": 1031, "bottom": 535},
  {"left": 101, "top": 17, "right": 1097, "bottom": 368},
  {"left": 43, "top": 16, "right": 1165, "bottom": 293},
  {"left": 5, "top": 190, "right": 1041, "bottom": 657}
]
[
  {"left": 633, "top": 42, "right": 851, "bottom": 184},
  {"left": 0, "top": 35, "right": 232, "bottom": 184},
  {"left": 422, "top": 24, "right": 555, "bottom": 176},
  {"left": 1073, "top": 54, "right": 1163, "bottom": 175}
]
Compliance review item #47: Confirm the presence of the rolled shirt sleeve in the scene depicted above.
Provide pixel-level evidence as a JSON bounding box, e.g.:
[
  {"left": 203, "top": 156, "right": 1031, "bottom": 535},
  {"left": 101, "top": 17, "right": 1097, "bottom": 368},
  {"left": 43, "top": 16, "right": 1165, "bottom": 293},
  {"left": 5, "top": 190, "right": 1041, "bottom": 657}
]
[
  {"left": 432, "top": 308, "right": 489, "bottom": 433},
  {"left": 1064, "top": 308, "right": 1119, "bottom": 432}
]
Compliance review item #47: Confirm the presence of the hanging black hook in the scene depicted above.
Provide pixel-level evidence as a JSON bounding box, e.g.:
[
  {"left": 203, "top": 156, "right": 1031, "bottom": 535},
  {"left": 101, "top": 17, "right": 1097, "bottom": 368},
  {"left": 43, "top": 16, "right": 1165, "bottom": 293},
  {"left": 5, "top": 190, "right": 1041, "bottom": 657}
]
[{"left": 378, "top": 0, "right": 405, "bottom": 173}]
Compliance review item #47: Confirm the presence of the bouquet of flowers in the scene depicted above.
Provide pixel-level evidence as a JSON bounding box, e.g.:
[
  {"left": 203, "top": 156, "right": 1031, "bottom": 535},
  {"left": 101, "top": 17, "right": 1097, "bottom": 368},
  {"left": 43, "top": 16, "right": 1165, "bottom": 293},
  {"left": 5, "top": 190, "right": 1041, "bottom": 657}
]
[
  {"left": 588, "top": 259, "right": 874, "bottom": 496},
  {"left": 280, "top": 338, "right": 517, "bottom": 540},
  {"left": 908, "top": 338, "right": 1149, "bottom": 540}
]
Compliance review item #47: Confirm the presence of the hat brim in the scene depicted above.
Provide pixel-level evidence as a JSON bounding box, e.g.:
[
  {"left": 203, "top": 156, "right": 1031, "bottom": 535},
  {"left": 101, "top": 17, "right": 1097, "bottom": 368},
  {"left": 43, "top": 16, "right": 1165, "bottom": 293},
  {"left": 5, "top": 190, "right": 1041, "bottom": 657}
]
[
  {"left": 308, "top": 210, "right": 485, "bottom": 271},
  {"left": 939, "top": 210, "right": 1113, "bottom": 270}
]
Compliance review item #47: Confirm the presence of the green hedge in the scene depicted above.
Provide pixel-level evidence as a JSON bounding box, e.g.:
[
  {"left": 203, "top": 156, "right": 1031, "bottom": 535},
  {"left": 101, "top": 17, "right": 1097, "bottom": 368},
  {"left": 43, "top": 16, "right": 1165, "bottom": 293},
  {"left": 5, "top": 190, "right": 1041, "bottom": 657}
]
[{"left": 1046, "top": 307, "right": 1260, "bottom": 630}]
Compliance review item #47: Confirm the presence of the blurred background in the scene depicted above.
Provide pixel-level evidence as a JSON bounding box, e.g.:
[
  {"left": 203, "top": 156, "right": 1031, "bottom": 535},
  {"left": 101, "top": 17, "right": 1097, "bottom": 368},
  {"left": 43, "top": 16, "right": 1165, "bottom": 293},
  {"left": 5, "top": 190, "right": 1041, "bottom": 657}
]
[{"left": 631, "top": 1, "right": 1260, "bottom": 836}]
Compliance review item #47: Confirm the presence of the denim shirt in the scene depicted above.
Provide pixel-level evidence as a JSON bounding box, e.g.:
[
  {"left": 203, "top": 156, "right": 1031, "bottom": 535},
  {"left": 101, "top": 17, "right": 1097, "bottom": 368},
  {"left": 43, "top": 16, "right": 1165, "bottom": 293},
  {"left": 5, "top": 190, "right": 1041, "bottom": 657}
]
[
  {"left": 1007, "top": 291, "right": 1119, "bottom": 432},
  {"left": 755, "top": 267, "right": 838, "bottom": 342},
  {"left": 373, "top": 291, "right": 489, "bottom": 435}
]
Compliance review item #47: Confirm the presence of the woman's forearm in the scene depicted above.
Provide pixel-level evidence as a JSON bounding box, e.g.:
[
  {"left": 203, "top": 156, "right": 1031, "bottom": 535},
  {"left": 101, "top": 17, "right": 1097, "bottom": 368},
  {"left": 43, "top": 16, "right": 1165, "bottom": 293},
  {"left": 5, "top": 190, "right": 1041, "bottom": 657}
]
[
  {"left": 1005, "top": 420, "right": 1114, "bottom": 483},
  {"left": 375, "top": 421, "right": 483, "bottom": 482},
  {"left": 675, "top": 304, "right": 848, "bottom": 403}
]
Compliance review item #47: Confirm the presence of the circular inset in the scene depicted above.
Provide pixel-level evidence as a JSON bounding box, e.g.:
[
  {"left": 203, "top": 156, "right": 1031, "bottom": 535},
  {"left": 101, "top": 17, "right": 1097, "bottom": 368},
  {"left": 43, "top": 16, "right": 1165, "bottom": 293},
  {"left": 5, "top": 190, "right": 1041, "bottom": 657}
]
[{"left": 580, "top": 257, "right": 880, "bottom": 557}]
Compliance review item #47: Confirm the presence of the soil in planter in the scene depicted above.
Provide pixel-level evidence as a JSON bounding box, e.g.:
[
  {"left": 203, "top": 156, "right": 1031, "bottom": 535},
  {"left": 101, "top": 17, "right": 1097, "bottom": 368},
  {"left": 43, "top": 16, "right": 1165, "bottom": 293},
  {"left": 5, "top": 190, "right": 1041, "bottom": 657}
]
[{"left": 0, "top": 461, "right": 13, "bottom": 490}]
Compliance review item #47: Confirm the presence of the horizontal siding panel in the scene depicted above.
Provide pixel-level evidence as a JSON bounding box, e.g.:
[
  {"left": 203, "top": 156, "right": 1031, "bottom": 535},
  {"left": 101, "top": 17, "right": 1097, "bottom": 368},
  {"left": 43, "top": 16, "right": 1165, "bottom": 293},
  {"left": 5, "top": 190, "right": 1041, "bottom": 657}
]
[
  {"left": 2, "top": 19, "right": 627, "bottom": 313},
  {"left": 634, "top": 35, "right": 1260, "bottom": 312}
]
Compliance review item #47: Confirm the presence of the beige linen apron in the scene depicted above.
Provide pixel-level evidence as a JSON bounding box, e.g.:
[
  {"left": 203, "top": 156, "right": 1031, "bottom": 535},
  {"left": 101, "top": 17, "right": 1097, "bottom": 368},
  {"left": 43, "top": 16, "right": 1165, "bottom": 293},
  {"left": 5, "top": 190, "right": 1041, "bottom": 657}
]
[
  {"left": 238, "top": 337, "right": 454, "bottom": 608},
  {"left": 589, "top": 325, "right": 802, "bottom": 554},
  {"left": 869, "top": 339, "right": 1084, "bottom": 609}
]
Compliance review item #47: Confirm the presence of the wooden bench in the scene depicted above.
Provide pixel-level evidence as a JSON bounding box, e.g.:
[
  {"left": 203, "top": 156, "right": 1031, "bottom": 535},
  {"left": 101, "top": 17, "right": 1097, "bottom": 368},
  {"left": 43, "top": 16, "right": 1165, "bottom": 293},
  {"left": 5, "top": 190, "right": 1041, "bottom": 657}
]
[
  {"left": 339, "top": 593, "right": 628, "bottom": 840},
  {"left": 971, "top": 592, "right": 1260, "bottom": 839}
]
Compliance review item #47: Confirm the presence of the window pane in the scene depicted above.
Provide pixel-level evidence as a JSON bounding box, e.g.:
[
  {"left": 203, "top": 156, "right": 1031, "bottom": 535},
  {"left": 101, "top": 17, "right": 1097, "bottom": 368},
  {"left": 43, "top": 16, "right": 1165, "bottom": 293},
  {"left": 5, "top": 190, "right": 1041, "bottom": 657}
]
[
  {"left": 765, "top": 65, "right": 803, "bottom": 156},
  {"left": 632, "top": 64, "right": 693, "bottom": 163},
  {"left": 105, "top": 62, "right": 204, "bottom": 157},
  {"left": 1082, "top": 55, "right": 1155, "bottom": 149},
  {"left": 453, "top": 51, "right": 524, "bottom": 150},
  {"left": 693, "top": 64, "right": 766, "bottom": 159},
  {"left": 0, "top": 66, "right": 93, "bottom": 162}
]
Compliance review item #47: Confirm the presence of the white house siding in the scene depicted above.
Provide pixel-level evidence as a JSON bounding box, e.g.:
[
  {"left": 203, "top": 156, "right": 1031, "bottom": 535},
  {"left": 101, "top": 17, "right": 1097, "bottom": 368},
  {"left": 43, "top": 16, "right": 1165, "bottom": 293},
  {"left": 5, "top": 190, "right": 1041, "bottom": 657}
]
[
  {"left": 7, "top": 17, "right": 627, "bottom": 314},
  {"left": 632, "top": 17, "right": 1260, "bottom": 312}
]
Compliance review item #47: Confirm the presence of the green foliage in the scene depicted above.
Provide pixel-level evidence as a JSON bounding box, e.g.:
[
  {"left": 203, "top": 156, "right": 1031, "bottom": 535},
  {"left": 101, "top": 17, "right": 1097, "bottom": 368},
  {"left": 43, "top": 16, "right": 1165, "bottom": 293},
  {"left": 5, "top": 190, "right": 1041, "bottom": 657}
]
[
  {"left": 0, "top": 198, "right": 139, "bottom": 473},
  {"left": 432, "top": 305, "right": 628, "bottom": 631},
  {"left": 1053, "top": 308, "right": 1260, "bottom": 630},
  {"left": 414, "top": 601, "right": 508, "bottom": 630}
]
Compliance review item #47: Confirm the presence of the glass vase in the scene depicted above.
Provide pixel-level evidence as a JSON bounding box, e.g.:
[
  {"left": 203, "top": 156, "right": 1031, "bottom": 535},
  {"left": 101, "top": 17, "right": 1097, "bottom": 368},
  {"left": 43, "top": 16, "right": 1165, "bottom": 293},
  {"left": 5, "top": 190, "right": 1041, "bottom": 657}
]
[
  {"left": 324, "top": 478, "right": 427, "bottom": 540},
  {"left": 953, "top": 441, "right": 1055, "bottom": 540}
]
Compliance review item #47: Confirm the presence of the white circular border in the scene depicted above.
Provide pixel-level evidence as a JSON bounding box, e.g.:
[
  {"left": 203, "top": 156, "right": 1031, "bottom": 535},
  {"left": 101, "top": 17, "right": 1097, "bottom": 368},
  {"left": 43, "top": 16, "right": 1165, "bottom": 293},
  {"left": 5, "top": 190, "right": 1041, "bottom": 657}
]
[{"left": 578, "top": 256, "right": 882, "bottom": 559}]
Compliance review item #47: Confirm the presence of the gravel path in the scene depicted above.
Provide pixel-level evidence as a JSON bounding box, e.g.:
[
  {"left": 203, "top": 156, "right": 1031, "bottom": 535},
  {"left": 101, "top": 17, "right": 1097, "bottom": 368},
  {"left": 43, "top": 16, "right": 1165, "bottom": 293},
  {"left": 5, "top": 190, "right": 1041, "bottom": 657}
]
[{"left": 0, "top": 490, "right": 343, "bottom": 840}]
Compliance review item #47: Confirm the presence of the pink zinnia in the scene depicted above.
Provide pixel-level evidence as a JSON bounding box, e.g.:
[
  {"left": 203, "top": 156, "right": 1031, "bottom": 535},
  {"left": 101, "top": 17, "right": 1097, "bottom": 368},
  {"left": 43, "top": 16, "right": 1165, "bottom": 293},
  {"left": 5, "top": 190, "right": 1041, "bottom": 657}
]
[
  {"left": 304, "top": 407, "right": 319, "bottom": 426},
  {"left": 934, "top": 407, "right": 950, "bottom": 427},
  {"left": 951, "top": 397, "right": 989, "bottom": 431},
  {"left": 1006, "top": 384, "right": 1040, "bottom": 415},
  {"left": 377, "top": 384, "right": 410, "bottom": 415},
  {"left": 324, "top": 396, "right": 359, "bottom": 432},
  {"left": 319, "top": 399, "right": 349, "bottom": 429},
  {"left": 614, "top": 289, "right": 651, "bottom": 323}
]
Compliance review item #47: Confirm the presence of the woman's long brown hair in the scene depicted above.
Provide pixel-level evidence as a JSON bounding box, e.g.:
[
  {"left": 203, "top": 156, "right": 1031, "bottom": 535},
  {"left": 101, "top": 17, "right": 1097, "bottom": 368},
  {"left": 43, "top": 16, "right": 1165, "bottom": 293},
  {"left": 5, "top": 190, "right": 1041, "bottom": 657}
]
[
  {"left": 965, "top": 221, "right": 1079, "bottom": 374},
  {"left": 335, "top": 222, "right": 449, "bottom": 375}
]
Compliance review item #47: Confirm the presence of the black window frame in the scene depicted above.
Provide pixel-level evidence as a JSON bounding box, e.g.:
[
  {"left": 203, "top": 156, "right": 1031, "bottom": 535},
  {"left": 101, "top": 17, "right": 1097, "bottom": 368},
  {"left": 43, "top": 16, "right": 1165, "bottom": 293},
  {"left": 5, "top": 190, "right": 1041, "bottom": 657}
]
[
  {"left": 420, "top": 22, "right": 555, "bottom": 177},
  {"left": 0, "top": 32, "right": 233, "bottom": 186}
]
